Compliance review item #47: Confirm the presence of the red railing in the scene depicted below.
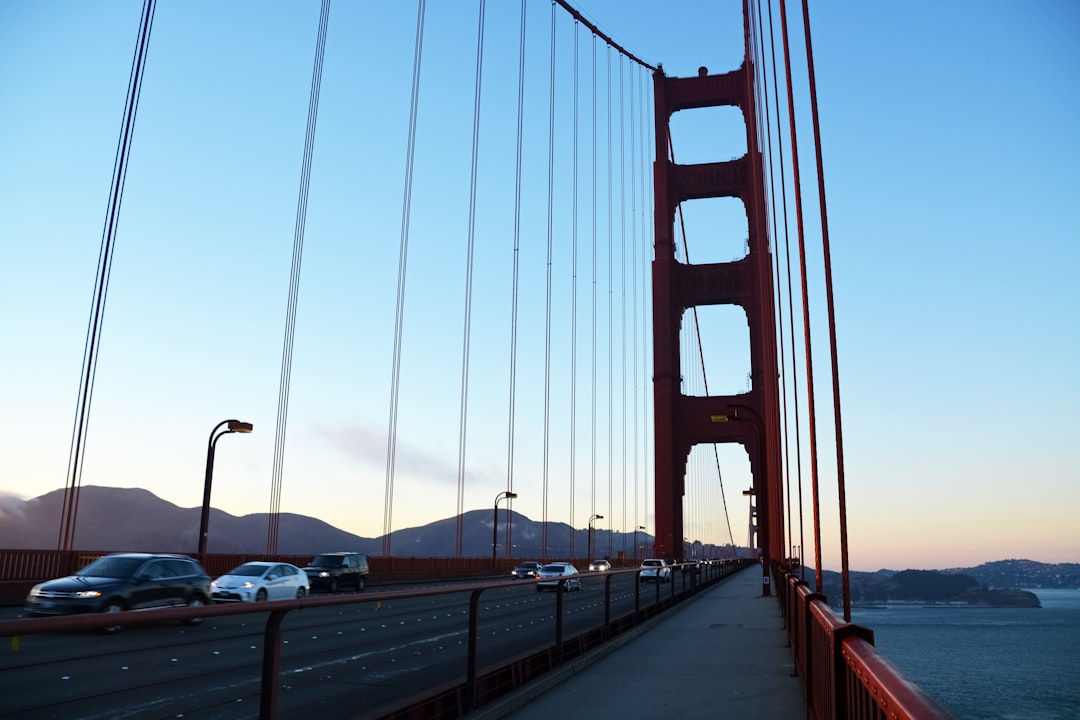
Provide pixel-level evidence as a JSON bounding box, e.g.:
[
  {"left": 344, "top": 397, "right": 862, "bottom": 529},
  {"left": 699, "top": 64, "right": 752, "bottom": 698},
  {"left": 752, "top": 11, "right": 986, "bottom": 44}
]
[{"left": 776, "top": 566, "right": 952, "bottom": 719}]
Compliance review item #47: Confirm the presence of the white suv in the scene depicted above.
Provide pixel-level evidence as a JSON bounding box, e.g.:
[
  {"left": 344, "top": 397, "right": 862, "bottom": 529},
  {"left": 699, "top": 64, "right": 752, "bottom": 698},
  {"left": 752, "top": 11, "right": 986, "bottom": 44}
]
[{"left": 638, "top": 558, "right": 672, "bottom": 583}]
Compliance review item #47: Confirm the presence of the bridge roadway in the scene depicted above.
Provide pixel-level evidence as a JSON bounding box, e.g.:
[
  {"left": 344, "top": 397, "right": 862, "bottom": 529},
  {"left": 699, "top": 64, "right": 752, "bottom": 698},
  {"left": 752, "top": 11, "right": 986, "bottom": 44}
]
[{"left": 467, "top": 566, "right": 807, "bottom": 720}]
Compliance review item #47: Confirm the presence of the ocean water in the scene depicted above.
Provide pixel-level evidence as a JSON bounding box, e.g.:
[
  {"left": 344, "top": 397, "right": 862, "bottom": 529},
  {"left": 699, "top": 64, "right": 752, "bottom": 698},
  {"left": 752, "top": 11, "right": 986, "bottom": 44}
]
[{"left": 852, "top": 589, "right": 1080, "bottom": 720}]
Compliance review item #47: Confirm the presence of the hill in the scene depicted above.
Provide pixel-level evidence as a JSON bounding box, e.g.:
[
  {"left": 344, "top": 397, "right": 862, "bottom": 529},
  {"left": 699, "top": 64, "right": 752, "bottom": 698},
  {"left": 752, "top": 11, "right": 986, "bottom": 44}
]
[
  {"left": 813, "top": 565, "right": 1068, "bottom": 608},
  {"left": 0, "top": 486, "right": 676, "bottom": 560}
]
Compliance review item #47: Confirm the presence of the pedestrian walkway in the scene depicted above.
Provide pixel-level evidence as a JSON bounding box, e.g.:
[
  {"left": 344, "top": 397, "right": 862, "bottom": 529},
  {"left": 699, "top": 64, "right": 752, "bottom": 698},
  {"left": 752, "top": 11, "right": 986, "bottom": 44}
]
[{"left": 467, "top": 567, "right": 807, "bottom": 720}]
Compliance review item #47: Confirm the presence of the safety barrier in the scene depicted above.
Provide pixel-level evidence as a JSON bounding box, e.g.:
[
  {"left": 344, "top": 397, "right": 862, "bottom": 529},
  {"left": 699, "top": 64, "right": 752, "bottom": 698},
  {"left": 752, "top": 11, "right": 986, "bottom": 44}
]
[
  {"left": 777, "top": 567, "right": 952, "bottom": 719},
  {"left": 0, "top": 557, "right": 744, "bottom": 718}
]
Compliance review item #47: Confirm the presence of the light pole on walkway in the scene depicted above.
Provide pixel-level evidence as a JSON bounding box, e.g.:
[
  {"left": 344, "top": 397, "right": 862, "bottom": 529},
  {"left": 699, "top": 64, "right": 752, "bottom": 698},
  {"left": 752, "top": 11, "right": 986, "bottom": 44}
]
[{"left": 198, "top": 419, "right": 253, "bottom": 559}]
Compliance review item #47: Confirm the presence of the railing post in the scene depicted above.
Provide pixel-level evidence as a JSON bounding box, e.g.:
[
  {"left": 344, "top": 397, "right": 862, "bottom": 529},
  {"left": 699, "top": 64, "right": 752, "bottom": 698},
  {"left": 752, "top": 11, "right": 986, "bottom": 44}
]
[
  {"left": 554, "top": 579, "right": 565, "bottom": 664},
  {"left": 467, "top": 588, "right": 483, "bottom": 709},
  {"left": 603, "top": 573, "right": 612, "bottom": 628},
  {"left": 832, "top": 623, "right": 874, "bottom": 719},
  {"left": 259, "top": 609, "right": 288, "bottom": 720}
]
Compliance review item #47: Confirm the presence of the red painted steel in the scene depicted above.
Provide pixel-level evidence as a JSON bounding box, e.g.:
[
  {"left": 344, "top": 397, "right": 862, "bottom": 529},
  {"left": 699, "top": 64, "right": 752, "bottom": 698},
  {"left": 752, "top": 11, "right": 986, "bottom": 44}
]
[{"left": 650, "top": 57, "right": 784, "bottom": 580}]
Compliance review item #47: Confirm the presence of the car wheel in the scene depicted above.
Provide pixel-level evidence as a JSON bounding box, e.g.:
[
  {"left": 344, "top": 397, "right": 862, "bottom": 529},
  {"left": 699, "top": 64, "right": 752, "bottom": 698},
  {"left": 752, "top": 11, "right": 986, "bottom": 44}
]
[
  {"left": 184, "top": 596, "right": 206, "bottom": 625},
  {"left": 356, "top": 576, "right": 366, "bottom": 592},
  {"left": 255, "top": 589, "right": 268, "bottom": 602},
  {"left": 100, "top": 600, "right": 125, "bottom": 634},
  {"left": 329, "top": 577, "right": 339, "bottom": 593},
  {"left": 296, "top": 587, "right": 307, "bottom": 599}
]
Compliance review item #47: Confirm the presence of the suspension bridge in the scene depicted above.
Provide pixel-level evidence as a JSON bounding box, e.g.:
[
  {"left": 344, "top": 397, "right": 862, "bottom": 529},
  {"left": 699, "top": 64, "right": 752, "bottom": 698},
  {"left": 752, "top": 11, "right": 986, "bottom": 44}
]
[{"left": 0, "top": 1, "right": 956, "bottom": 717}]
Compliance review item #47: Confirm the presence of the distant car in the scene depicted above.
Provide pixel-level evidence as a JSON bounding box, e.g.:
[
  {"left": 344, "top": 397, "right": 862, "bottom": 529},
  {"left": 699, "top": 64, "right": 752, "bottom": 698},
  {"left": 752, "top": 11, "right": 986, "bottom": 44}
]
[
  {"left": 679, "top": 559, "right": 701, "bottom": 573},
  {"left": 211, "top": 562, "right": 309, "bottom": 603},
  {"left": 511, "top": 561, "right": 544, "bottom": 579},
  {"left": 24, "top": 552, "right": 211, "bottom": 631},
  {"left": 536, "top": 562, "right": 582, "bottom": 592},
  {"left": 303, "top": 552, "right": 369, "bottom": 592},
  {"left": 639, "top": 558, "right": 672, "bottom": 583},
  {"left": 588, "top": 559, "right": 612, "bottom": 572}
]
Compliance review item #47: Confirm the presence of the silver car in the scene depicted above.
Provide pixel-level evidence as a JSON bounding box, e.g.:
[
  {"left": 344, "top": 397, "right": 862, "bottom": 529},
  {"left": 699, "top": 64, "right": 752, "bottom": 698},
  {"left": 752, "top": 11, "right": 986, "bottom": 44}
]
[
  {"left": 536, "top": 562, "right": 582, "bottom": 592},
  {"left": 210, "top": 562, "right": 309, "bottom": 603}
]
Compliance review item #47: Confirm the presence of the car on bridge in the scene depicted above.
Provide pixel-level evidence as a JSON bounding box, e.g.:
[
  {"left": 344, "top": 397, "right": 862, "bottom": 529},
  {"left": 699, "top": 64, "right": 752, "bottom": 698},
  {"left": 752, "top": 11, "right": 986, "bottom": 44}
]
[
  {"left": 588, "top": 559, "right": 611, "bottom": 572},
  {"left": 511, "top": 561, "right": 543, "bottom": 579},
  {"left": 536, "top": 562, "right": 582, "bottom": 592},
  {"left": 24, "top": 552, "right": 211, "bottom": 631},
  {"left": 210, "top": 561, "right": 309, "bottom": 603},
  {"left": 303, "top": 552, "right": 369, "bottom": 593},
  {"left": 638, "top": 558, "right": 672, "bottom": 583}
]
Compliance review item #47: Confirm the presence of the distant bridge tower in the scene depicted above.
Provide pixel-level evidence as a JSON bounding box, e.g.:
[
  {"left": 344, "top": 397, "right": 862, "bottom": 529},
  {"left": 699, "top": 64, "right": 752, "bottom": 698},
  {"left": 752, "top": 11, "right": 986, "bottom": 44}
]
[{"left": 650, "top": 17, "right": 784, "bottom": 587}]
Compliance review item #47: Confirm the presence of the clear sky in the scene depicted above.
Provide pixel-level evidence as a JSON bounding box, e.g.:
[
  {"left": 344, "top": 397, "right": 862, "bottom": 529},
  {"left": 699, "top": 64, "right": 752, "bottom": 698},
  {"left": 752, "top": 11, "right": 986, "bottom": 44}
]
[{"left": 1, "top": 1, "right": 1077, "bottom": 572}]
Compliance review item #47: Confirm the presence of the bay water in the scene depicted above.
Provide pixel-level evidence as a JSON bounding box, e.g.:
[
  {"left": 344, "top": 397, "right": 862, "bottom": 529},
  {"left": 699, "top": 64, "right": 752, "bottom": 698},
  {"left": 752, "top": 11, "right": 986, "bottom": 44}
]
[{"left": 852, "top": 589, "right": 1080, "bottom": 719}]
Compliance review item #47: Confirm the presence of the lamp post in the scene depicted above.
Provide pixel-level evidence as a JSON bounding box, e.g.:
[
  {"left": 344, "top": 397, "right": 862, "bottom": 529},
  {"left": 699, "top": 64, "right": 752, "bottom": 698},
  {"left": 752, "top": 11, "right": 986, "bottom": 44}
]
[
  {"left": 635, "top": 525, "right": 645, "bottom": 560},
  {"left": 198, "top": 419, "right": 253, "bottom": 559},
  {"left": 587, "top": 514, "right": 603, "bottom": 561},
  {"left": 492, "top": 491, "right": 518, "bottom": 567}
]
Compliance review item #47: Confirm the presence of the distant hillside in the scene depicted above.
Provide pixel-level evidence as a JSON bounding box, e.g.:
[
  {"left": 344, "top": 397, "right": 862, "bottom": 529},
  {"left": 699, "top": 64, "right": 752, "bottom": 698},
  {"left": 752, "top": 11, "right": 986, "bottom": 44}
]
[
  {"left": 943, "top": 559, "right": 1080, "bottom": 590},
  {"left": 0, "top": 486, "right": 675, "bottom": 560},
  {"left": 813, "top": 564, "right": 1071, "bottom": 608}
]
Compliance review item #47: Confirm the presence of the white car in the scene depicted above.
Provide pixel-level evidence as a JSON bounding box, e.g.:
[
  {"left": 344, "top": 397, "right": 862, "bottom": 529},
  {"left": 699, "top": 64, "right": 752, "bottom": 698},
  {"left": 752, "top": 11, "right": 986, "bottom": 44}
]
[
  {"left": 638, "top": 558, "right": 672, "bottom": 583},
  {"left": 588, "top": 559, "right": 612, "bottom": 572},
  {"left": 211, "top": 561, "right": 310, "bottom": 603},
  {"left": 536, "top": 562, "right": 582, "bottom": 592}
]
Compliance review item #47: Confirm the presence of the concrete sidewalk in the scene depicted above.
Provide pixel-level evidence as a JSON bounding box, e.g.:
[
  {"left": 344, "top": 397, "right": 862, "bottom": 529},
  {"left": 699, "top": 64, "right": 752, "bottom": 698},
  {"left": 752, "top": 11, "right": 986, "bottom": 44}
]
[{"left": 467, "top": 567, "right": 807, "bottom": 720}]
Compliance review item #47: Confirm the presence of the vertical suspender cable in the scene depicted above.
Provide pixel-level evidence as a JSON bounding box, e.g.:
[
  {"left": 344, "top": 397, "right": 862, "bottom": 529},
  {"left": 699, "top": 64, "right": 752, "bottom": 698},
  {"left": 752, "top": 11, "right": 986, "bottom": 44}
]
[
  {"left": 59, "top": 0, "right": 156, "bottom": 552},
  {"left": 778, "top": 0, "right": 824, "bottom": 592},
  {"left": 752, "top": 0, "right": 795, "bottom": 568},
  {"left": 639, "top": 67, "right": 653, "bottom": 557},
  {"left": 590, "top": 33, "right": 598, "bottom": 550},
  {"left": 542, "top": 0, "right": 557, "bottom": 559},
  {"left": 606, "top": 45, "right": 613, "bottom": 560},
  {"left": 763, "top": 0, "right": 807, "bottom": 583},
  {"left": 619, "top": 56, "right": 627, "bottom": 558},
  {"left": 568, "top": 19, "right": 579, "bottom": 561},
  {"left": 267, "top": 0, "right": 330, "bottom": 555},
  {"left": 503, "top": 0, "right": 527, "bottom": 559},
  {"left": 455, "top": 0, "right": 485, "bottom": 558},
  {"left": 630, "top": 62, "right": 639, "bottom": 559},
  {"left": 801, "top": 0, "right": 851, "bottom": 620},
  {"left": 385, "top": 0, "right": 427, "bottom": 558}
]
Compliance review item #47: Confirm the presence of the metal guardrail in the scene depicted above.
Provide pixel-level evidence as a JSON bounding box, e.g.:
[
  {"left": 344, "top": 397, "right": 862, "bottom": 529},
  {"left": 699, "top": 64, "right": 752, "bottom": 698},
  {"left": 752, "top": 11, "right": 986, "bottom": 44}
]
[
  {"left": 776, "top": 567, "right": 952, "bottom": 719},
  {"left": 0, "top": 559, "right": 744, "bottom": 718}
]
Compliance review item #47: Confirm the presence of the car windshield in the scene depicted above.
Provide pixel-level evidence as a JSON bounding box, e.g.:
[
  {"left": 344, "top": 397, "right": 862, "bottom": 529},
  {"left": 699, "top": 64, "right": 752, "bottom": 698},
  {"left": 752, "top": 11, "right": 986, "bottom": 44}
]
[
  {"left": 542, "top": 565, "right": 565, "bottom": 573},
  {"left": 643, "top": 560, "right": 661, "bottom": 567},
  {"left": 309, "top": 556, "right": 343, "bottom": 568},
  {"left": 228, "top": 565, "right": 268, "bottom": 577},
  {"left": 78, "top": 556, "right": 146, "bottom": 579}
]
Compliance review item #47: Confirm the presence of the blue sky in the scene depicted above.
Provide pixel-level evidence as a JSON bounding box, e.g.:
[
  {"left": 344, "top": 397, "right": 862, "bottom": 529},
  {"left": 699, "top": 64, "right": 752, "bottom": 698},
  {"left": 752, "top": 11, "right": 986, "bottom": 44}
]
[{"left": 1, "top": 1, "right": 1077, "bottom": 571}]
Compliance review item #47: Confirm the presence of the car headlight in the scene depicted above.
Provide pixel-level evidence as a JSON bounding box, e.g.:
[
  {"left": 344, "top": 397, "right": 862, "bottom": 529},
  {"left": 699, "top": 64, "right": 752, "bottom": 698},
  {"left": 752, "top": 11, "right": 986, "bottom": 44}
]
[
  {"left": 75, "top": 590, "right": 102, "bottom": 598},
  {"left": 243, "top": 581, "right": 255, "bottom": 589},
  {"left": 318, "top": 571, "right": 330, "bottom": 578}
]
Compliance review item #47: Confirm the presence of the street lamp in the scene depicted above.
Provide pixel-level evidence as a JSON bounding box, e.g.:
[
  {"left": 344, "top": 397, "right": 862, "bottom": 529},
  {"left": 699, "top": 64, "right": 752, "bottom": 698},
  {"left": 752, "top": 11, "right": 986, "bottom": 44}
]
[
  {"left": 198, "top": 419, "right": 253, "bottom": 559},
  {"left": 634, "top": 525, "right": 646, "bottom": 560},
  {"left": 492, "top": 491, "right": 518, "bottom": 567},
  {"left": 587, "top": 514, "right": 603, "bottom": 561}
]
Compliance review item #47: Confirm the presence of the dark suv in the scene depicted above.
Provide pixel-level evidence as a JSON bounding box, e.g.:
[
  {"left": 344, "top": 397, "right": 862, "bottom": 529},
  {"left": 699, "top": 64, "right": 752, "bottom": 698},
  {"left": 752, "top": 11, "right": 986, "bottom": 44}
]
[
  {"left": 303, "top": 552, "right": 369, "bottom": 592},
  {"left": 25, "top": 552, "right": 211, "bottom": 630}
]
